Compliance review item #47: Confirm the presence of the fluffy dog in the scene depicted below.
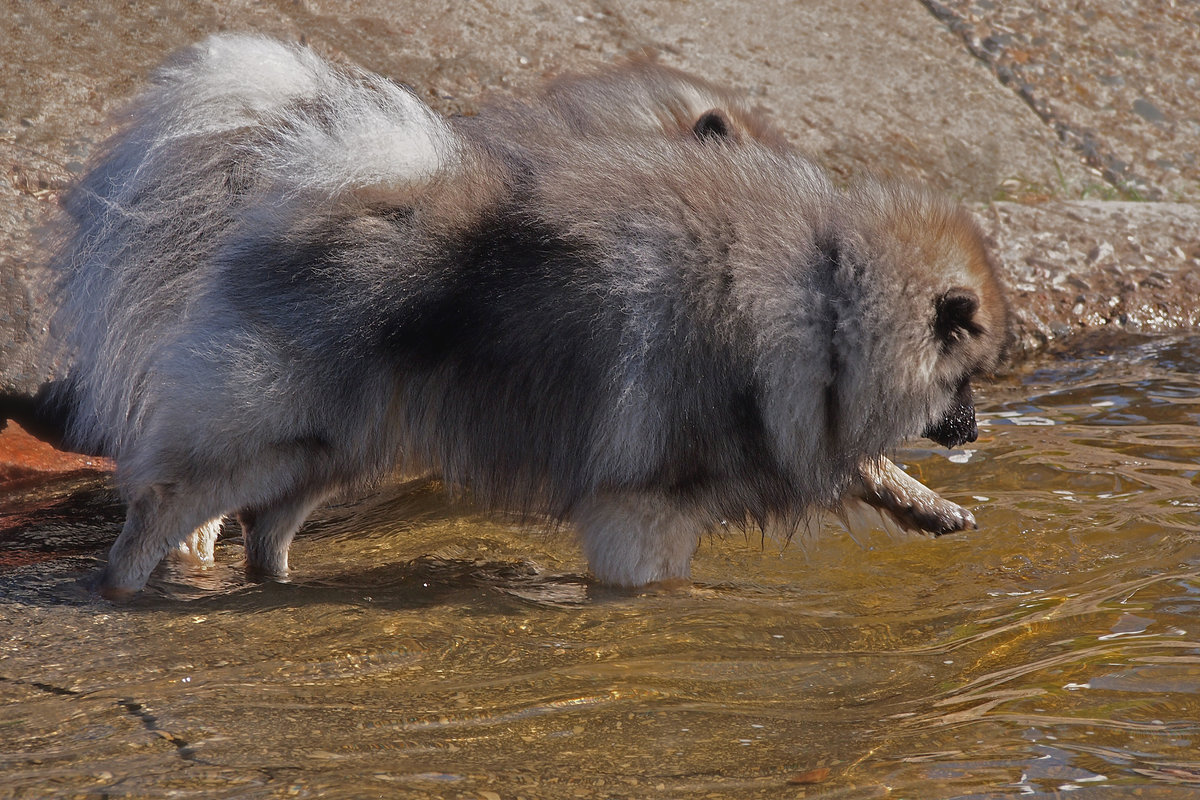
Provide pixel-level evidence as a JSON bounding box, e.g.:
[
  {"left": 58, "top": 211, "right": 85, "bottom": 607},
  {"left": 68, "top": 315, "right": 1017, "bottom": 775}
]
[{"left": 44, "top": 35, "right": 1009, "bottom": 597}]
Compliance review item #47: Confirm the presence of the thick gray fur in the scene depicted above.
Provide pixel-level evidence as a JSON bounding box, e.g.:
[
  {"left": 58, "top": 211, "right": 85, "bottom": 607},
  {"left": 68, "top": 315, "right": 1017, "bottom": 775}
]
[{"left": 48, "top": 35, "right": 1008, "bottom": 596}]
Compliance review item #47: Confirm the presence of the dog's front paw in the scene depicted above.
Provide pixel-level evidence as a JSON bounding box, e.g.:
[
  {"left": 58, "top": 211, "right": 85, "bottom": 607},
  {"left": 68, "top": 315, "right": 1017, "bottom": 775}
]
[
  {"left": 849, "top": 457, "right": 977, "bottom": 536},
  {"left": 882, "top": 490, "right": 976, "bottom": 535}
]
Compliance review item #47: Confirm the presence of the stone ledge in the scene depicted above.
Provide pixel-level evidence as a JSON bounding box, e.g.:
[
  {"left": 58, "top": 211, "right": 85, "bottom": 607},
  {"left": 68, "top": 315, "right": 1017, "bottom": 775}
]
[{"left": 977, "top": 201, "right": 1200, "bottom": 360}]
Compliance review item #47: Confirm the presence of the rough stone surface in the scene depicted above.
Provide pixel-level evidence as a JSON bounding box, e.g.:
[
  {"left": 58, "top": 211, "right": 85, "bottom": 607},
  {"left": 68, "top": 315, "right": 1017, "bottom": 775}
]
[
  {"left": 1, "top": 0, "right": 1197, "bottom": 468},
  {"left": 975, "top": 201, "right": 1200, "bottom": 359},
  {"left": 925, "top": 0, "right": 1200, "bottom": 201},
  {"left": 618, "top": 0, "right": 1097, "bottom": 202}
]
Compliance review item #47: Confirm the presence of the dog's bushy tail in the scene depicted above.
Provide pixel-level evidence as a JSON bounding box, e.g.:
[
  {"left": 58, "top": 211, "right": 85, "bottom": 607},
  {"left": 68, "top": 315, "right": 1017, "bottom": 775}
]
[{"left": 49, "top": 34, "right": 461, "bottom": 458}]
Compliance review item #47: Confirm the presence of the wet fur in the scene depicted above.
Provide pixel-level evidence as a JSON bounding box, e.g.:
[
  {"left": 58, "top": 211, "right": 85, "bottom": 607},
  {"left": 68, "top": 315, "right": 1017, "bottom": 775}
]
[{"left": 47, "top": 36, "right": 1009, "bottom": 596}]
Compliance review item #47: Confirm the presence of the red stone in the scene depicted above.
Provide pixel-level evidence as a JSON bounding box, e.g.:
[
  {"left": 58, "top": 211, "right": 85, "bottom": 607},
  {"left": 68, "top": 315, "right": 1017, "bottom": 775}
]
[{"left": 0, "top": 422, "right": 112, "bottom": 483}]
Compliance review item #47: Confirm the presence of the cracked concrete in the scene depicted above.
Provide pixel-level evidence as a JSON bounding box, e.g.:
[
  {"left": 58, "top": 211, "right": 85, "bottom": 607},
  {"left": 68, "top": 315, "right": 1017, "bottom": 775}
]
[{"left": 924, "top": 0, "right": 1200, "bottom": 202}]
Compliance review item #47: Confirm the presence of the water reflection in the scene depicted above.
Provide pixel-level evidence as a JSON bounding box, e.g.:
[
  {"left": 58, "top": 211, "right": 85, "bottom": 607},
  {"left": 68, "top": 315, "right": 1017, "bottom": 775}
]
[{"left": 2, "top": 334, "right": 1200, "bottom": 798}]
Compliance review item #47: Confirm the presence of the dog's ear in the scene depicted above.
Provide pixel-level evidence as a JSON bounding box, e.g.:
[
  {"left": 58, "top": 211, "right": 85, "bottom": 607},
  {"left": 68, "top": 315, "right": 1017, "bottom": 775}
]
[
  {"left": 934, "top": 287, "right": 983, "bottom": 346},
  {"left": 692, "top": 109, "right": 734, "bottom": 142}
]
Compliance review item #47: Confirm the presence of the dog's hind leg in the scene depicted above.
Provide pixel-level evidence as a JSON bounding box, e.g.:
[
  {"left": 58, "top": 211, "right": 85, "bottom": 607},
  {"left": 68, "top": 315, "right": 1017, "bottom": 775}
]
[
  {"left": 172, "top": 517, "right": 224, "bottom": 564},
  {"left": 573, "top": 492, "right": 703, "bottom": 587},
  {"left": 237, "top": 489, "right": 328, "bottom": 579},
  {"left": 100, "top": 487, "right": 216, "bottom": 600}
]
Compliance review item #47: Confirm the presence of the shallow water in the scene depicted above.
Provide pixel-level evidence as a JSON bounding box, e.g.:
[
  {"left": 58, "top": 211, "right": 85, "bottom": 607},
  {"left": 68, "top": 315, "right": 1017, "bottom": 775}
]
[{"left": 2, "top": 335, "right": 1199, "bottom": 800}]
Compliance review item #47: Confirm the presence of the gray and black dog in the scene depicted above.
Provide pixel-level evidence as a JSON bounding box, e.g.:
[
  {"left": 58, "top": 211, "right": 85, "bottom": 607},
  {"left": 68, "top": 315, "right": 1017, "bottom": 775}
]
[{"left": 27, "top": 35, "right": 1008, "bottom": 597}]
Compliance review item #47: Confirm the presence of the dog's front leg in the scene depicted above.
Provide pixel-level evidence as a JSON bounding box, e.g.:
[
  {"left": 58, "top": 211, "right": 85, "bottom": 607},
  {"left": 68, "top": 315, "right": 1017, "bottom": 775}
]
[{"left": 849, "top": 457, "right": 976, "bottom": 535}]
